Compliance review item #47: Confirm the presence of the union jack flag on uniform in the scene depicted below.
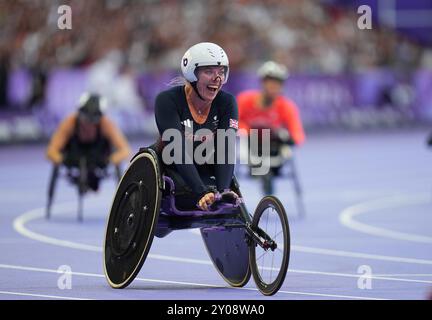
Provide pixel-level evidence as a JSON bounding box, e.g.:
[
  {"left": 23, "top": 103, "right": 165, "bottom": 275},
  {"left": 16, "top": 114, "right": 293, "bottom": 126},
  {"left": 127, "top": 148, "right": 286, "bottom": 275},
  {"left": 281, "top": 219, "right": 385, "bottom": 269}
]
[{"left": 229, "top": 118, "right": 238, "bottom": 129}]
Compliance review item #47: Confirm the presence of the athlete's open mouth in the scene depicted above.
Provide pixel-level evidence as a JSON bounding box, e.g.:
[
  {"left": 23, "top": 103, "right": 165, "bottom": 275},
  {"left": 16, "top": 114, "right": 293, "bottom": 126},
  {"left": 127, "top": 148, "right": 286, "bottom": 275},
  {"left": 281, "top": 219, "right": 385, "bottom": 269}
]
[{"left": 207, "top": 85, "right": 219, "bottom": 93}]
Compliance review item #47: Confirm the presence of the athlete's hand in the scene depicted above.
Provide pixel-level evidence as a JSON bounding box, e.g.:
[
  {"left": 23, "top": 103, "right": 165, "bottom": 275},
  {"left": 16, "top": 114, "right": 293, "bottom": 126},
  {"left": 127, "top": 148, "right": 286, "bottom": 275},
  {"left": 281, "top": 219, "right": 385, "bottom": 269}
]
[
  {"left": 198, "top": 192, "right": 215, "bottom": 211},
  {"left": 109, "top": 153, "right": 122, "bottom": 165},
  {"left": 52, "top": 153, "right": 63, "bottom": 165},
  {"left": 221, "top": 190, "right": 240, "bottom": 204}
]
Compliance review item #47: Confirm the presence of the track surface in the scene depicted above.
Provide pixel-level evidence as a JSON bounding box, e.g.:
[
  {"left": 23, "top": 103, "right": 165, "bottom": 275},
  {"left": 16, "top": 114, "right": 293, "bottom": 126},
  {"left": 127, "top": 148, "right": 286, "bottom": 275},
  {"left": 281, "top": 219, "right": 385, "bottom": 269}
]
[{"left": 1, "top": 129, "right": 431, "bottom": 300}]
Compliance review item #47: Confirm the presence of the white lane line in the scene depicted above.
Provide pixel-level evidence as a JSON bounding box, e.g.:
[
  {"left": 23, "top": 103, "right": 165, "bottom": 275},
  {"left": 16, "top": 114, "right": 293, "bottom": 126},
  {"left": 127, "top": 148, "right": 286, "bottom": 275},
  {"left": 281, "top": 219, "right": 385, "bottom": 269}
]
[
  {"left": 373, "top": 274, "right": 432, "bottom": 277},
  {"left": 291, "top": 245, "right": 432, "bottom": 265},
  {"left": 287, "top": 269, "right": 432, "bottom": 284},
  {"left": 0, "top": 290, "right": 90, "bottom": 300},
  {"left": 340, "top": 193, "right": 432, "bottom": 244},
  {"left": 0, "top": 263, "right": 386, "bottom": 300},
  {"left": 190, "top": 229, "right": 432, "bottom": 265},
  {"left": 15, "top": 205, "right": 432, "bottom": 266},
  {"left": 13, "top": 203, "right": 101, "bottom": 252},
  {"left": 11, "top": 207, "right": 432, "bottom": 287}
]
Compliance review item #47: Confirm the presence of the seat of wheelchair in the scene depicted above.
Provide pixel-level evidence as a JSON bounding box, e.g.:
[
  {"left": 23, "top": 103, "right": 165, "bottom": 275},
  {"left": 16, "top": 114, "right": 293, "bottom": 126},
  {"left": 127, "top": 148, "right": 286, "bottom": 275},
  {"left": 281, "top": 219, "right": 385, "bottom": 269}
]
[
  {"left": 63, "top": 165, "right": 109, "bottom": 191},
  {"left": 65, "top": 165, "right": 109, "bottom": 179}
]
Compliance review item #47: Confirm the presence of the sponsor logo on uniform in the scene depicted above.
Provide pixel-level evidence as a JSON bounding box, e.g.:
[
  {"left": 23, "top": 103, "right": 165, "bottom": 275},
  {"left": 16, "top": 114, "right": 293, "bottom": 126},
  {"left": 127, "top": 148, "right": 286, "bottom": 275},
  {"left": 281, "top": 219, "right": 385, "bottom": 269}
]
[
  {"left": 181, "top": 119, "right": 192, "bottom": 128},
  {"left": 212, "top": 115, "right": 219, "bottom": 128}
]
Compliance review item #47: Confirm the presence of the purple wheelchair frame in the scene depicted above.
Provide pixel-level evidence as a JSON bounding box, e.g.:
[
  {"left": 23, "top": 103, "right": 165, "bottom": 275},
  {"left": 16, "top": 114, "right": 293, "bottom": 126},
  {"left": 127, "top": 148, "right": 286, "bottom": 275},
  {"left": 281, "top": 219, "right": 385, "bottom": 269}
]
[
  {"left": 104, "top": 147, "right": 283, "bottom": 292},
  {"left": 155, "top": 175, "right": 251, "bottom": 238},
  {"left": 161, "top": 175, "right": 243, "bottom": 216},
  {"left": 154, "top": 171, "right": 275, "bottom": 258}
]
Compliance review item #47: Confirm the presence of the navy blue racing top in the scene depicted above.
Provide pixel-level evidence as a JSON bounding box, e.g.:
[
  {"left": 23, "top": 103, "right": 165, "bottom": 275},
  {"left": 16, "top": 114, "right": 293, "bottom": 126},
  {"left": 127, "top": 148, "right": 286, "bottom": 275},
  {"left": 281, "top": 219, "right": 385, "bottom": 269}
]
[{"left": 154, "top": 85, "right": 238, "bottom": 197}]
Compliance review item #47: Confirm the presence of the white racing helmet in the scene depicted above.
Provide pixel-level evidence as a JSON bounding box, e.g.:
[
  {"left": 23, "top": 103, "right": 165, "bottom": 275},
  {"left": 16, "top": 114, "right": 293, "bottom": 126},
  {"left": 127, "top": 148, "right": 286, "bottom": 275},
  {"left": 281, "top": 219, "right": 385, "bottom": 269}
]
[
  {"left": 257, "top": 61, "right": 288, "bottom": 81},
  {"left": 76, "top": 92, "right": 108, "bottom": 123},
  {"left": 181, "top": 42, "right": 229, "bottom": 84}
]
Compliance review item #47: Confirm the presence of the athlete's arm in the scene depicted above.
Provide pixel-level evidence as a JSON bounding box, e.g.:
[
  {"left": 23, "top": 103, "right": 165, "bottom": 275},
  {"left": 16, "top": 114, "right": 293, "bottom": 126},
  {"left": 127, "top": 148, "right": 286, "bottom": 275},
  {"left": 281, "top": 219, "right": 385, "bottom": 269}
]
[
  {"left": 155, "top": 91, "right": 209, "bottom": 197},
  {"left": 46, "top": 114, "right": 75, "bottom": 164},
  {"left": 101, "top": 116, "right": 131, "bottom": 165},
  {"left": 237, "top": 92, "right": 251, "bottom": 133},
  {"left": 280, "top": 99, "right": 305, "bottom": 146},
  {"left": 214, "top": 95, "right": 238, "bottom": 192}
]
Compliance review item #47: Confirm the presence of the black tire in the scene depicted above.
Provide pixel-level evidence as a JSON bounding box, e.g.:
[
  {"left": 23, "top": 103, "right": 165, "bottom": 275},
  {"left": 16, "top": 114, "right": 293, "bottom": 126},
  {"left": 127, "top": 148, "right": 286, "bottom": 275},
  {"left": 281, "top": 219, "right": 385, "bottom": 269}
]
[
  {"left": 262, "top": 174, "right": 273, "bottom": 195},
  {"left": 115, "top": 164, "right": 122, "bottom": 182},
  {"left": 289, "top": 157, "right": 306, "bottom": 219},
  {"left": 103, "top": 152, "right": 161, "bottom": 289},
  {"left": 46, "top": 165, "right": 59, "bottom": 219},
  {"left": 77, "top": 157, "right": 87, "bottom": 222},
  {"left": 249, "top": 196, "right": 290, "bottom": 296}
]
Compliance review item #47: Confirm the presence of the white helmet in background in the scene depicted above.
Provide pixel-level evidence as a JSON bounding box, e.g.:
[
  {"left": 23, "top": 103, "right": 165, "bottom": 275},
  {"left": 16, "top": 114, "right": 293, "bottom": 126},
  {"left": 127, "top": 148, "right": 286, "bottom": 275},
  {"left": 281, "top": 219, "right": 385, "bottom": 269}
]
[
  {"left": 257, "top": 61, "right": 288, "bottom": 81},
  {"left": 181, "top": 42, "right": 229, "bottom": 84}
]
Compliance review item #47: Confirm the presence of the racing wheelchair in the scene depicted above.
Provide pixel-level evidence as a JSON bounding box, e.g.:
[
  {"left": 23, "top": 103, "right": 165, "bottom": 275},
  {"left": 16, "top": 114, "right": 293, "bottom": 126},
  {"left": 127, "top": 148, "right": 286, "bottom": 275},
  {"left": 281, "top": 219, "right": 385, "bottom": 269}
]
[
  {"left": 103, "top": 147, "right": 291, "bottom": 296},
  {"left": 46, "top": 156, "right": 121, "bottom": 222},
  {"left": 239, "top": 127, "right": 306, "bottom": 219}
]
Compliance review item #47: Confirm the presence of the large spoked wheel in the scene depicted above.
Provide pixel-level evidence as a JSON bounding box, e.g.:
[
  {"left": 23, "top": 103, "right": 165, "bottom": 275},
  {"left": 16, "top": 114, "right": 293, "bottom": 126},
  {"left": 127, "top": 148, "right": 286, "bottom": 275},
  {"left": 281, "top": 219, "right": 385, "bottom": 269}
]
[
  {"left": 249, "top": 196, "right": 290, "bottom": 296},
  {"left": 103, "top": 152, "right": 161, "bottom": 289}
]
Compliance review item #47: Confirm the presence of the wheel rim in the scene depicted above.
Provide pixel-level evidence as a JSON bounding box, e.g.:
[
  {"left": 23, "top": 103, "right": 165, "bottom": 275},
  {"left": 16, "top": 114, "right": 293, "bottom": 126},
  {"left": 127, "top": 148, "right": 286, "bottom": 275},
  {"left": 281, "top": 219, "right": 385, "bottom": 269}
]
[
  {"left": 250, "top": 196, "right": 290, "bottom": 295},
  {"left": 111, "top": 182, "right": 146, "bottom": 258},
  {"left": 254, "top": 204, "right": 285, "bottom": 286},
  {"left": 103, "top": 152, "right": 161, "bottom": 288}
]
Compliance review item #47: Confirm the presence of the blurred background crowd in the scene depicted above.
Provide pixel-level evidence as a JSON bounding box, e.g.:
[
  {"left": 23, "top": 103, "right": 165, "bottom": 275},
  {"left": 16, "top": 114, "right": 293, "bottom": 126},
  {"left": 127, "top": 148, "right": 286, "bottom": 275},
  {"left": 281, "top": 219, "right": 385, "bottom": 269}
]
[
  {"left": 1, "top": 0, "right": 429, "bottom": 73},
  {"left": 0, "top": 0, "right": 432, "bottom": 142}
]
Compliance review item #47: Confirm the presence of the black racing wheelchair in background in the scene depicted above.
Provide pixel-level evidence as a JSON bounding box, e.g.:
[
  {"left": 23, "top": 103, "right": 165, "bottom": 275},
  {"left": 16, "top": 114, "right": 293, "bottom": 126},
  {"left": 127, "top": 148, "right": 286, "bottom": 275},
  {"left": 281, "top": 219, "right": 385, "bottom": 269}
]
[
  {"left": 46, "top": 144, "right": 121, "bottom": 222},
  {"left": 103, "top": 147, "right": 291, "bottom": 296}
]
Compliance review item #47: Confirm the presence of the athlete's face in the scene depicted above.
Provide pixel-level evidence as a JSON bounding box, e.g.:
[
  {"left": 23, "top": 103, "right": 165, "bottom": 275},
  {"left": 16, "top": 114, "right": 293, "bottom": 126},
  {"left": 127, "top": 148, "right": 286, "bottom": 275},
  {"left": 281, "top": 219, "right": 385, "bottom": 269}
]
[
  {"left": 196, "top": 66, "right": 226, "bottom": 101},
  {"left": 262, "top": 78, "right": 283, "bottom": 100}
]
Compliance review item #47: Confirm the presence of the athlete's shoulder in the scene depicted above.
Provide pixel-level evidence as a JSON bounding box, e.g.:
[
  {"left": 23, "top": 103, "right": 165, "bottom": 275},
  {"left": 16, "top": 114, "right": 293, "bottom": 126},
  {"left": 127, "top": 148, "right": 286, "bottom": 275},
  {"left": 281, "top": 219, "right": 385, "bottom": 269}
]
[
  {"left": 278, "top": 95, "right": 299, "bottom": 109},
  {"left": 62, "top": 113, "right": 78, "bottom": 128},
  {"left": 156, "top": 85, "right": 183, "bottom": 100},
  {"left": 216, "top": 90, "right": 236, "bottom": 104},
  {"left": 237, "top": 90, "right": 260, "bottom": 107},
  {"left": 237, "top": 90, "right": 259, "bottom": 100},
  {"left": 155, "top": 86, "right": 184, "bottom": 111},
  {"left": 100, "top": 114, "right": 116, "bottom": 129},
  {"left": 215, "top": 90, "right": 237, "bottom": 114}
]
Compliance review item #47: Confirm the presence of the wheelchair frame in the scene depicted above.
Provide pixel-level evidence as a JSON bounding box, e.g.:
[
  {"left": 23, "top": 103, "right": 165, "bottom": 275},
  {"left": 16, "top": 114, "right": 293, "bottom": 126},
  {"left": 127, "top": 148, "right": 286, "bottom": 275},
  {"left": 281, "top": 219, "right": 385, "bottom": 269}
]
[
  {"left": 103, "top": 147, "right": 291, "bottom": 295},
  {"left": 46, "top": 157, "right": 121, "bottom": 221},
  {"left": 239, "top": 136, "right": 306, "bottom": 218}
]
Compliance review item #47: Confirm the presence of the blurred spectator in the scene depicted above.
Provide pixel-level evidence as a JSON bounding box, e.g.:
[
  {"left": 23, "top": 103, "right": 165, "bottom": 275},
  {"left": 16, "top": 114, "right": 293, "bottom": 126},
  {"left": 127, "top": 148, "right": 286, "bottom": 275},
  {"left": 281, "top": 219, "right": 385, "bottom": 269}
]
[
  {"left": 0, "top": 0, "right": 425, "bottom": 79},
  {"left": 0, "top": 47, "right": 10, "bottom": 109}
]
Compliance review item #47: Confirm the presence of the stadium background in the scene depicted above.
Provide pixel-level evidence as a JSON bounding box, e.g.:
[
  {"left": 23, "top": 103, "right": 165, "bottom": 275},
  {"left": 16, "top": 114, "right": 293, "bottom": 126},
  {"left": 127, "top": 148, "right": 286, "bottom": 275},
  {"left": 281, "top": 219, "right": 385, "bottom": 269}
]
[
  {"left": 1, "top": 0, "right": 432, "bottom": 301},
  {"left": 1, "top": 0, "right": 432, "bottom": 143}
]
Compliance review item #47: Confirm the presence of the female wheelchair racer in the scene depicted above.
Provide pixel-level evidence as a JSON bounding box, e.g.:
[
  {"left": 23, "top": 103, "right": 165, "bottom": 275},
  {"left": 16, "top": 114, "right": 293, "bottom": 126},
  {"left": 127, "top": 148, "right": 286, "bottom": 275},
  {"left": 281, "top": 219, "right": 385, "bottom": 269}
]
[{"left": 103, "top": 43, "right": 291, "bottom": 295}]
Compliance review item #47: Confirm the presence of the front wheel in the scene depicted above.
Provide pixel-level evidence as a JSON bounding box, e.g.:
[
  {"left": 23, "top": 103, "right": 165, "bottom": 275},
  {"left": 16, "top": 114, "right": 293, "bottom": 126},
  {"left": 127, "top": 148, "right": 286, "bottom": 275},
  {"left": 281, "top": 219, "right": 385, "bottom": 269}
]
[
  {"left": 104, "top": 152, "right": 161, "bottom": 289},
  {"left": 249, "top": 196, "right": 290, "bottom": 296}
]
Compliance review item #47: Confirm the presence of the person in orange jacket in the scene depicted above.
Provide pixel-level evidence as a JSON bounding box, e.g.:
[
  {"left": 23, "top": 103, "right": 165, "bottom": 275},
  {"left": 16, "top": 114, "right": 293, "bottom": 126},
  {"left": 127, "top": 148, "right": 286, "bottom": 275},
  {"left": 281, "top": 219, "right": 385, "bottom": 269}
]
[
  {"left": 237, "top": 61, "right": 306, "bottom": 194},
  {"left": 237, "top": 61, "right": 305, "bottom": 146}
]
